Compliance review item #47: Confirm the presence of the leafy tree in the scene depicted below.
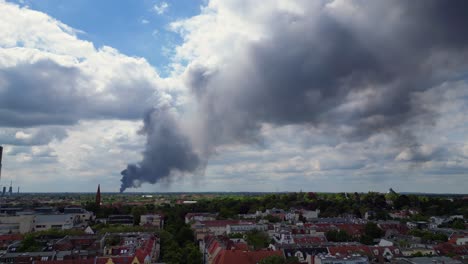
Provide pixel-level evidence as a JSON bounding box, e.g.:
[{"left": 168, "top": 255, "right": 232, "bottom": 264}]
[
  {"left": 326, "top": 230, "right": 352, "bottom": 242},
  {"left": 265, "top": 214, "right": 282, "bottom": 223},
  {"left": 451, "top": 219, "right": 465, "bottom": 230},
  {"left": 131, "top": 205, "right": 148, "bottom": 225},
  {"left": 175, "top": 225, "right": 195, "bottom": 245},
  {"left": 360, "top": 235, "right": 374, "bottom": 245},
  {"left": 218, "top": 207, "right": 235, "bottom": 219},
  {"left": 408, "top": 229, "right": 448, "bottom": 242},
  {"left": 105, "top": 235, "right": 121, "bottom": 246},
  {"left": 228, "top": 233, "right": 244, "bottom": 239},
  {"left": 246, "top": 229, "right": 270, "bottom": 250},
  {"left": 18, "top": 234, "right": 41, "bottom": 252},
  {"left": 364, "top": 222, "right": 384, "bottom": 240},
  {"left": 394, "top": 195, "right": 410, "bottom": 209},
  {"left": 411, "top": 251, "right": 424, "bottom": 257},
  {"left": 285, "top": 257, "right": 300, "bottom": 264},
  {"left": 184, "top": 243, "right": 203, "bottom": 264}
]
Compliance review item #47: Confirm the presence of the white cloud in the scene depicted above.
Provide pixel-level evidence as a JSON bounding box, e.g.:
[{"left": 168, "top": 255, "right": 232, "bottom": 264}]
[
  {"left": 153, "top": 2, "right": 169, "bottom": 15},
  {"left": 141, "top": 19, "right": 149, "bottom": 24},
  {"left": 0, "top": 1, "right": 174, "bottom": 191},
  {"left": 1, "top": 0, "right": 468, "bottom": 193}
]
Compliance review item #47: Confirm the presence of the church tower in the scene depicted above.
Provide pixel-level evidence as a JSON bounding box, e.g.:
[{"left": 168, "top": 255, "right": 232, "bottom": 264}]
[{"left": 95, "top": 184, "right": 101, "bottom": 206}]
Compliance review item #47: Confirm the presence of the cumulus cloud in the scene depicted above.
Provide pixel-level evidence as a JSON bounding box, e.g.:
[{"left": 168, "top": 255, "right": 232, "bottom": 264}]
[
  {"left": 153, "top": 2, "right": 169, "bottom": 15},
  {"left": 0, "top": 1, "right": 171, "bottom": 190},
  {"left": 0, "top": 1, "right": 168, "bottom": 129},
  {"left": 1, "top": 0, "right": 468, "bottom": 192},
  {"left": 119, "top": 0, "right": 468, "bottom": 191},
  {"left": 0, "top": 126, "right": 67, "bottom": 146}
]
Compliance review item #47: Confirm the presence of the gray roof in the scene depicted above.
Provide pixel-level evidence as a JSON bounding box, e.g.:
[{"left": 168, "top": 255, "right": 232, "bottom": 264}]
[
  {"left": 2, "top": 251, "right": 56, "bottom": 257},
  {"left": 402, "top": 256, "right": 462, "bottom": 264},
  {"left": 35, "top": 214, "right": 74, "bottom": 223}
]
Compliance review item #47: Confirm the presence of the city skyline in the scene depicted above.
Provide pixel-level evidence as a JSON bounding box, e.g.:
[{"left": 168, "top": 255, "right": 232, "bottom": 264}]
[{"left": 0, "top": 0, "right": 467, "bottom": 193}]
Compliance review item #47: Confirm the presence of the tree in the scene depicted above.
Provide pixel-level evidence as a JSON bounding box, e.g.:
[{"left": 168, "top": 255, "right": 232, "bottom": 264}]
[
  {"left": 175, "top": 225, "right": 195, "bottom": 245},
  {"left": 360, "top": 235, "right": 374, "bottom": 245},
  {"left": 131, "top": 205, "right": 148, "bottom": 225},
  {"left": 394, "top": 195, "right": 410, "bottom": 209},
  {"left": 246, "top": 230, "right": 270, "bottom": 250},
  {"left": 326, "top": 230, "right": 352, "bottom": 242},
  {"left": 364, "top": 222, "right": 384, "bottom": 239},
  {"left": 451, "top": 219, "right": 465, "bottom": 230},
  {"left": 105, "top": 235, "right": 121, "bottom": 246},
  {"left": 18, "top": 234, "right": 41, "bottom": 252},
  {"left": 184, "top": 243, "right": 203, "bottom": 264},
  {"left": 265, "top": 214, "right": 282, "bottom": 223}
]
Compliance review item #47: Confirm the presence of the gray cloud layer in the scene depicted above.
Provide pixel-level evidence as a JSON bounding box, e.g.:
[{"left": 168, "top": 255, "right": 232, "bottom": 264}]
[
  {"left": 120, "top": 0, "right": 468, "bottom": 191},
  {"left": 0, "top": 59, "right": 155, "bottom": 127}
]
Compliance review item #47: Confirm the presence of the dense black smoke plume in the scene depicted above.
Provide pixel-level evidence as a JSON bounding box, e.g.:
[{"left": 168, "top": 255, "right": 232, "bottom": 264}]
[
  {"left": 120, "top": 109, "right": 202, "bottom": 192},
  {"left": 120, "top": 0, "right": 468, "bottom": 191}
]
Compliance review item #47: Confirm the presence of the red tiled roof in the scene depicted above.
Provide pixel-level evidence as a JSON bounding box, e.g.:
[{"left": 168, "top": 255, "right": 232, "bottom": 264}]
[
  {"left": 328, "top": 245, "right": 373, "bottom": 256},
  {"left": 304, "top": 223, "right": 365, "bottom": 236},
  {"left": 435, "top": 243, "right": 468, "bottom": 256},
  {"left": 37, "top": 257, "right": 136, "bottom": 264},
  {"left": 294, "top": 236, "right": 327, "bottom": 244},
  {"left": 0, "top": 234, "right": 23, "bottom": 241},
  {"left": 209, "top": 240, "right": 221, "bottom": 255},
  {"left": 201, "top": 220, "right": 242, "bottom": 227},
  {"left": 231, "top": 243, "right": 249, "bottom": 251},
  {"left": 214, "top": 249, "right": 283, "bottom": 264},
  {"left": 378, "top": 223, "right": 409, "bottom": 235}
]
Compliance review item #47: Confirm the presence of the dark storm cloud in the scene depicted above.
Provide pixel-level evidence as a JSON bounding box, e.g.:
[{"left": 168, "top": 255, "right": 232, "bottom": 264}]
[
  {"left": 120, "top": 0, "right": 468, "bottom": 190},
  {"left": 120, "top": 108, "right": 203, "bottom": 192},
  {"left": 0, "top": 59, "right": 154, "bottom": 128},
  {"left": 191, "top": 0, "right": 468, "bottom": 142}
]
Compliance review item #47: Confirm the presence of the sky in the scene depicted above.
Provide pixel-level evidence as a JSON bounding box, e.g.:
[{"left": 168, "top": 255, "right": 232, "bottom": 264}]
[{"left": 0, "top": 0, "right": 468, "bottom": 193}]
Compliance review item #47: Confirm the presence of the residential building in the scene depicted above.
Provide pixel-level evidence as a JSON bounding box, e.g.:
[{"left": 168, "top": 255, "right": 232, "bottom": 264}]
[
  {"left": 302, "top": 209, "right": 320, "bottom": 221},
  {"left": 283, "top": 247, "right": 328, "bottom": 264},
  {"left": 314, "top": 254, "right": 369, "bottom": 264},
  {"left": 108, "top": 215, "right": 134, "bottom": 226},
  {"left": 212, "top": 249, "right": 283, "bottom": 264},
  {"left": 226, "top": 223, "right": 266, "bottom": 234},
  {"left": 139, "top": 214, "right": 163, "bottom": 229},
  {"left": 0, "top": 215, "right": 34, "bottom": 234},
  {"left": 33, "top": 214, "right": 77, "bottom": 231},
  {"left": 185, "top": 213, "right": 217, "bottom": 224}
]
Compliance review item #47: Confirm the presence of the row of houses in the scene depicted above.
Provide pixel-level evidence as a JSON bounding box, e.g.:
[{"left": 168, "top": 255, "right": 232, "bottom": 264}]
[
  {"left": 0, "top": 207, "right": 94, "bottom": 234},
  {"left": 0, "top": 232, "right": 159, "bottom": 264},
  {"left": 187, "top": 209, "right": 467, "bottom": 263}
]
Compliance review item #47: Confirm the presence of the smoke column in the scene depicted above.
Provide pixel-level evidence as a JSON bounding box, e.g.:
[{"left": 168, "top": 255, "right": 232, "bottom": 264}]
[
  {"left": 120, "top": 0, "right": 468, "bottom": 191},
  {"left": 120, "top": 109, "right": 203, "bottom": 192}
]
